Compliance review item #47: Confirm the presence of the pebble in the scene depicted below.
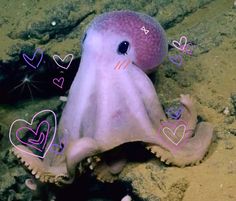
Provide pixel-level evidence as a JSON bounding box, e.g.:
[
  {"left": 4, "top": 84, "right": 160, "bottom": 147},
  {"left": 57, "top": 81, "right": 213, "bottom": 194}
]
[
  {"left": 59, "top": 96, "right": 67, "bottom": 102},
  {"left": 223, "top": 107, "right": 230, "bottom": 115},
  {"left": 224, "top": 141, "right": 234, "bottom": 150},
  {"left": 25, "top": 179, "right": 37, "bottom": 190},
  {"left": 121, "top": 195, "right": 132, "bottom": 201},
  {"left": 51, "top": 21, "right": 56, "bottom": 26}
]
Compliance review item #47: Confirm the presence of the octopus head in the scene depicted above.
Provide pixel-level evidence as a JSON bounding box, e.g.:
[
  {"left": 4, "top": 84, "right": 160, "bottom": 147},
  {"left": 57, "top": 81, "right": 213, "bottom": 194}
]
[{"left": 82, "top": 10, "right": 168, "bottom": 73}]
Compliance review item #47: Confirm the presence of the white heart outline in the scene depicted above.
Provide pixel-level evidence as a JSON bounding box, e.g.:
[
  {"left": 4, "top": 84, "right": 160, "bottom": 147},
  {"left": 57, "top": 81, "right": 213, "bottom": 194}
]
[
  {"left": 162, "top": 124, "right": 186, "bottom": 146},
  {"left": 9, "top": 109, "right": 57, "bottom": 158},
  {"left": 172, "top": 36, "right": 188, "bottom": 52},
  {"left": 53, "top": 54, "right": 74, "bottom": 70}
]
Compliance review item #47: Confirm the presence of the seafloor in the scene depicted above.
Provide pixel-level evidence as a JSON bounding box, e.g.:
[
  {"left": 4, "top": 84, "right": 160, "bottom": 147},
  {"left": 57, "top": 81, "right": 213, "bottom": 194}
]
[{"left": 0, "top": 0, "right": 236, "bottom": 200}]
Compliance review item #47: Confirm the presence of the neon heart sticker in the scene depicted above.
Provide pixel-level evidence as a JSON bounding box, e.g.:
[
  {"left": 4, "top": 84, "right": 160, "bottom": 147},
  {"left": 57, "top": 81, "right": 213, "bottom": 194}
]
[
  {"left": 172, "top": 36, "right": 188, "bottom": 52},
  {"left": 53, "top": 54, "right": 74, "bottom": 70},
  {"left": 9, "top": 109, "right": 57, "bottom": 158},
  {"left": 53, "top": 77, "right": 64, "bottom": 89},
  {"left": 23, "top": 48, "right": 44, "bottom": 69}
]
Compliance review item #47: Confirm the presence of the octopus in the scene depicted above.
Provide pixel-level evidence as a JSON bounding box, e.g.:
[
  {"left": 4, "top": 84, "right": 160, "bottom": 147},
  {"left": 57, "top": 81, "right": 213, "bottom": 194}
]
[{"left": 13, "top": 10, "right": 213, "bottom": 186}]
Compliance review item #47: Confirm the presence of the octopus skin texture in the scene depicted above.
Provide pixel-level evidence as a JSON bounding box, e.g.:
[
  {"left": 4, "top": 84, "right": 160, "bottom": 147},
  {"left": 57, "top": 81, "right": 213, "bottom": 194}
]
[{"left": 12, "top": 10, "right": 213, "bottom": 186}]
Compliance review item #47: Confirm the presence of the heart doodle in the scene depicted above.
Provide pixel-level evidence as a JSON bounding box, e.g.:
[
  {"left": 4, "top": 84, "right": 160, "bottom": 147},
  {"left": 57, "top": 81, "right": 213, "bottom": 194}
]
[
  {"left": 172, "top": 36, "right": 188, "bottom": 52},
  {"left": 23, "top": 48, "right": 44, "bottom": 69},
  {"left": 16, "top": 120, "right": 50, "bottom": 152},
  {"left": 53, "top": 54, "right": 74, "bottom": 70},
  {"left": 50, "top": 136, "right": 68, "bottom": 155},
  {"left": 161, "top": 122, "right": 186, "bottom": 146},
  {"left": 168, "top": 55, "right": 183, "bottom": 67},
  {"left": 53, "top": 77, "right": 64, "bottom": 89},
  {"left": 165, "top": 106, "right": 183, "bottom": 120},
  {"left": 9, "top": 109, "right": 57, "bottom": 158}
]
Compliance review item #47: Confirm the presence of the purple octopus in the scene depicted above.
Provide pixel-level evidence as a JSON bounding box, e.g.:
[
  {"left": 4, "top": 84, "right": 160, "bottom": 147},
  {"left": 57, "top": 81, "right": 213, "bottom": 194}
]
[{"left": 13, "top": 10, "right": 213, "bottom": 186}]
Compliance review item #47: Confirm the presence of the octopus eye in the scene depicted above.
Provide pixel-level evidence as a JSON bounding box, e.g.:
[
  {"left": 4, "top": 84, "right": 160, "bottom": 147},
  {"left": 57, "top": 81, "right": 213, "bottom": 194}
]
[
  {"left": 82, "top": 33, "right": 87, "bottom": 43},
  {"left": 117, "top": 41, "right": 129, "bottom": 55}
]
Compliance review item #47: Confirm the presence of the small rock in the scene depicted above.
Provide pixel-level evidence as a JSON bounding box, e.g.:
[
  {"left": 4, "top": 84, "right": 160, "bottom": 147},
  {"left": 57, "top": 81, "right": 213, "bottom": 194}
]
[
  {"left": 51, "top": 21, "right": 56, "bottom": 26},
  {"left": 223, "top": 107, "right": 230, "bottom": 115},
  {"left": 224, "top": 141, "right": 234, "bottom": 150},
  {"left": 224, "top": 116, "right": 235, "bottom": 124},
  {"left": 59, "top": 96, "right": 67, "bottom": 102},
  {"left": 25, "top": 179, "right": 37, "bottom": 191},
  {"left": 121, "top": 195, "right": 132, "bottom": 201}
]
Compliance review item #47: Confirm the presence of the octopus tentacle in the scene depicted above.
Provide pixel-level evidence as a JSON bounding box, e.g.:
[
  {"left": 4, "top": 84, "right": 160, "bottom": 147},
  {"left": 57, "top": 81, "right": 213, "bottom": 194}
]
[
  {"left": 12, "top": 140, "right": 101, "bottom": 186},
  {"left": 146, "top": 122, "right": 213, "bottom": 167},
  {"left": 65, "top": 137, "right": 101, "bottom": 177},
  {"left": 179, "top": 94, "right": 198, "bottom": 132},
  {"left": 93, "top": 157, "right": 127, "bottom": 182},
  {"left": 146, "top": 95, "right": 213, "bottom": 167},
  {"left": 93, "top": 161, "right": 119, "bottom": 183},
  {"left": 92, "top": 145, "right": 127, "bottom": 182},
  {"left": 12, "top": 145, "right": 72, "bottom": 186}
]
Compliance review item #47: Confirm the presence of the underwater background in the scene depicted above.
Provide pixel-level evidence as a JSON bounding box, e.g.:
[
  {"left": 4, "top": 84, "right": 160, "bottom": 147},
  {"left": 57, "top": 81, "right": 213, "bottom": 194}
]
[{"left": 0, "top": 0, "right": 236, "bottom": 200}]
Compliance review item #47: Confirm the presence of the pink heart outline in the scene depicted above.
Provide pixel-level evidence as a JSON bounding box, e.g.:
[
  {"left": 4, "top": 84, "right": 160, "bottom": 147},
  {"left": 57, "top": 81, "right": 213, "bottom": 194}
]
[
  {"left": 172, "top": 36, "right": 188, "bottom": 52},
  {"left": 53, "top": 54, "right": 74, "bottom": 70},
  {"left": 15, "top": 120, "right": 50, "bottom": 152},
  {"left": 53, "top": 77, "right": 64, "bottom": 89},
  {"left": 9, "top": 109, "right": 57, "bottom": 158}
]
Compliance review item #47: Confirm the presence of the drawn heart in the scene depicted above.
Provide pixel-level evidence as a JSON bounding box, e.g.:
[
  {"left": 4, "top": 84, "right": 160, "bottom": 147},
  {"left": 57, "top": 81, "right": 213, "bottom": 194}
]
[
  {"left": 172, "top": 36, "right": 188, "bottom": 52},
  {"left": 16, "top": 120, "right": 50, "bottom": 152},
  {"left": 53, "top": 54, "right": 74, "bottom": 70},
  {"left": 53, "top": 77, "right": 64, "bottom": 89},
  {"left": 9, "top": 109, "right": 57, "bottom": 158},
  {"left": 161, "top": 123, "right": 186, "bottom": 146},
  {"left": 165, "top": 106, "right": 183, "bottom": 120},
  {"left": 168, "top": 55, "right": 183, "bottom": 67},
  {"left": 50, "top": 136, "right": 68, "bottom": 155},
  {"left": 23, "top": 48, "right": 44, "bottom": 69},
  {"left": 184, "top": 44, "right": 194, "bottom": 55}
]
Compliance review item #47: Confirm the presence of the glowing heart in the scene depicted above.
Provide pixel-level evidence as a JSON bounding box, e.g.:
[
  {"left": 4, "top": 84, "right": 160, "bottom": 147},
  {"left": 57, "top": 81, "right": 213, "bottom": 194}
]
[
  {"left": 168, "top": 55, "right": 183, "bottom": 67},
  {"left": 53, "top": 54, "right": 74, "bottom": 70},
  {"left": 53, "top": 77, "right": 64, "bottom": 89},
  {"left": 161, "top": 123, "right": 186, "bottom": 146},
  {"left": 9, "top": 109, "right": 57, "bottom": 158},
  {"left": 172, "top": 36, "right": 188, "bottom": 52},
  {"left": 23, "top": 48, "right": 44, "bottom": 69}
]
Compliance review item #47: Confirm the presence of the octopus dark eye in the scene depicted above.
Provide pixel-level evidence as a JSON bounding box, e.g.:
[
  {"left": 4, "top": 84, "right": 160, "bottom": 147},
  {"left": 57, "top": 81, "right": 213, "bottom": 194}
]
[
  {"left": 82, "top": 33, "right": 87, "bottom": 43},
  {"left": 117, "top": 41, "right": 129, "bottom": 55}
]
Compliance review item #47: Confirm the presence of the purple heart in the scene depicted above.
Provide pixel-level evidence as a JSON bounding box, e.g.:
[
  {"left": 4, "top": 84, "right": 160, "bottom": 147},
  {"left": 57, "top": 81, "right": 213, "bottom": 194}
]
[
  {"left": 168, "top": 55, "right": 183, "bottom": 67},
  {"left": 166, "top": 106, "right": 184, "bottom": 120},
  {"left": 50, "top": 136, "right": 68, "bottom": 155},
  {"left": 23, "top": 48, "right": 44, "bottom": 69},
  {"left": 16, "top": 120, "right": 50, "bottom": 152}
]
